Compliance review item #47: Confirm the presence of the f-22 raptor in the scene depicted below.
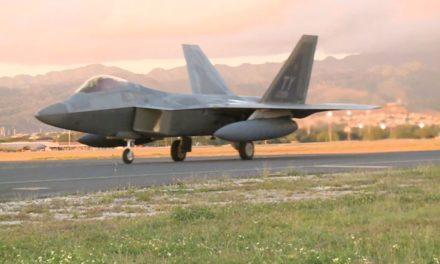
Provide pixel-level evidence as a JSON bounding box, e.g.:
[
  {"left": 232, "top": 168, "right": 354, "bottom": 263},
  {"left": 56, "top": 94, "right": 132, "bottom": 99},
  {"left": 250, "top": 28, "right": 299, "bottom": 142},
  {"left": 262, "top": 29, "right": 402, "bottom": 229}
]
[{"left": 35, "top": 35, "right": 377, "bottom": 164}]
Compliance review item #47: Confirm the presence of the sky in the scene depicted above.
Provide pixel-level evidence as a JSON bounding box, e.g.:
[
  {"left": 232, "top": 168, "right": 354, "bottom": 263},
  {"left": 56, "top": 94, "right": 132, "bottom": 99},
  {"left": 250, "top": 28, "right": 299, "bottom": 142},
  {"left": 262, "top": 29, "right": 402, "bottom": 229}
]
[{"left": 0, "top": 0, "right": 439, "bottom": 77}]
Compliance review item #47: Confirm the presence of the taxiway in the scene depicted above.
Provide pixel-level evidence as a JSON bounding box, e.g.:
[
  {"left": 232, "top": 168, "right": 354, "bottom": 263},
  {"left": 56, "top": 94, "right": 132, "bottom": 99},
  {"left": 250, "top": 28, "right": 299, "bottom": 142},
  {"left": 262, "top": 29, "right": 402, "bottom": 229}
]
[{"left": 0, "top": 150, "right": 439, "bottom": 200}]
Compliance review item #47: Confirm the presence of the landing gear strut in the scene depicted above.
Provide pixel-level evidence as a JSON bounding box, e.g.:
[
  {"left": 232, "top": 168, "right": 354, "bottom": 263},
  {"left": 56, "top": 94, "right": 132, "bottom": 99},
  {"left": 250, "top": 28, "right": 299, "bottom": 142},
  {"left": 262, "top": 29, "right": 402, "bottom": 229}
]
[
  {"left": 238, "top": 141, "right": 254, "bottom": 160},
  {"left": 122, "top": 139, "right": 135, "bottom": 164},
  {"left": 171, "top": 137, "right": 192, "bottom": 162}
]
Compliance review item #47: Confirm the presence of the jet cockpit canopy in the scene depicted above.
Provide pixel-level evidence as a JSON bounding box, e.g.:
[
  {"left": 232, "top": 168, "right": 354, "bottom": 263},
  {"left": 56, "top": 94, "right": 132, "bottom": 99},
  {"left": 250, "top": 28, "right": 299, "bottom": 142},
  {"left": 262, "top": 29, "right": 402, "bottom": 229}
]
[{"left": 76, "top": 75, "right": 128, "bottom": 93}]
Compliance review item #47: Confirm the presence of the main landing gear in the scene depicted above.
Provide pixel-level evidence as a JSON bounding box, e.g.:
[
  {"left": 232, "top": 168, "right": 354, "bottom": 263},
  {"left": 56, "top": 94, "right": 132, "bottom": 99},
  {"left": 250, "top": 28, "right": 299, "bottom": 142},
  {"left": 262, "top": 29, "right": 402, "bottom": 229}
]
[
  {"left": 169, "top": 137, "right": 254, "bottom": 161},
  {"left": 171, "top": 137, "right": 192, "bottom": 162},
  {"left": 121, "top": 137, "right": 193, "bottom": 164},
  {"left": 232, "top": 141, "right": 255, "bottom": 160},
  {"left": 238, "top": 141, "right": 254, "bottom": 160},
  {"left": 122, "top": 139, "right": 135, "bottom": 164}
]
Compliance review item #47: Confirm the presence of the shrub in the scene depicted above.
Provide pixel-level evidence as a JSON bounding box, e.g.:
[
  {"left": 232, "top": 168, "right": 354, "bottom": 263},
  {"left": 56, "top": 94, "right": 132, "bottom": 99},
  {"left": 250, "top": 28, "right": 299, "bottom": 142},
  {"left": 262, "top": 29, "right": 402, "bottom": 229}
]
[{"left": 362, "top": 127, "right": 389, "bottom": 140}]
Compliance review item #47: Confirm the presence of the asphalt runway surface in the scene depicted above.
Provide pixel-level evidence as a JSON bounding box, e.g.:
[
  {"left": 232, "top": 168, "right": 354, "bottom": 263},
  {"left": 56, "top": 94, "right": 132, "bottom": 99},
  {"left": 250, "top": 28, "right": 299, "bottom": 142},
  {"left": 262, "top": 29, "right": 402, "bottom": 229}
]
[{"left": 0, "top": 150, "right": 439, "bottom": 200}]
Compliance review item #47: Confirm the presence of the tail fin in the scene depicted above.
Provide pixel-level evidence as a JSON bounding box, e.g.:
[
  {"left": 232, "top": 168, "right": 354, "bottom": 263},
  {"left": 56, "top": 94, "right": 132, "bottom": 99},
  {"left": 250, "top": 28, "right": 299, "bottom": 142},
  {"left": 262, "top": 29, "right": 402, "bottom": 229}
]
[
  {"left": 261, "top": 35, "right": 317, "bottom": 104},
  {"left": 183, "top": 44, "right": 234, "bottom": 95}
]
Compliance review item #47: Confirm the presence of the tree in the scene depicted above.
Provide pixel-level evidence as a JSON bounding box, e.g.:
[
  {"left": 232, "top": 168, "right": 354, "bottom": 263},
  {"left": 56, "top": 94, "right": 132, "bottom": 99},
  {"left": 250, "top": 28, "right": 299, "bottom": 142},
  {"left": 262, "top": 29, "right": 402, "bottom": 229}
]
[
  {"left": 418, "top": 125, "right": 439, "bottom": 139},
  {"left": 390, "top": 125, "right": 418, "bottom": 139},
  {"left": 362, "top": 127, "right": 390, "bottom": 140},
  {"left": 316, "top": 130, "right": 341, "bottom": 142}
]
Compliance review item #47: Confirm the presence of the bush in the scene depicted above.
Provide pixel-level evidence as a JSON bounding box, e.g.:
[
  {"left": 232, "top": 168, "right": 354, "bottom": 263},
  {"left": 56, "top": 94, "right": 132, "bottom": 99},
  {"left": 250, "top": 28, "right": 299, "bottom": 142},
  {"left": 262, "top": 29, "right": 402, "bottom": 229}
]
[
  {"left": 55, "top": 132, "right": 83, "bottom": 142},
  {"left": 362, "top": 127, "right": 389, "bottom": 140},
  {"left": 290, "top": 128, "right": 315, "bottom": 142},
  {"left": 390, "top": 125, "right": 419, "bottom": 139},
  {"left": 316, "top": 130, "right": 341, "bottom": 142},
  {"left": 386, "top": 125, "right": 439, "bottom": 139},
  {"left": 418, "top": 125, "right": 439, "bottom": 139},
  {"left": 266, "top": 136, "right": 291, "bottom": 144}
]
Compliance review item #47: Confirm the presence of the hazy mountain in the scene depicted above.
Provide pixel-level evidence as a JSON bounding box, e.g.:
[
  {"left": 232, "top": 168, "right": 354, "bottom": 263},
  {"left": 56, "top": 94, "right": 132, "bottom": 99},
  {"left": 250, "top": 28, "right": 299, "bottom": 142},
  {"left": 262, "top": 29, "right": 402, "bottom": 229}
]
[
  {"left": 0, "top": 64, "right": 159, "bottom": 133},
  {"left": 1, "top": 52, "right": 439, "bottom": 132}
]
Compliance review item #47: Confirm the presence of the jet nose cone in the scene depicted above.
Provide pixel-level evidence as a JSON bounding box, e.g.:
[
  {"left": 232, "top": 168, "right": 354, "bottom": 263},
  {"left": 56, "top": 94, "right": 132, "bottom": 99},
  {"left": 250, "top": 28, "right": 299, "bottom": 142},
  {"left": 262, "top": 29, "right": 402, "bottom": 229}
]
[{"left": 35, "top": 102, "right": 68, "bottom": 125}]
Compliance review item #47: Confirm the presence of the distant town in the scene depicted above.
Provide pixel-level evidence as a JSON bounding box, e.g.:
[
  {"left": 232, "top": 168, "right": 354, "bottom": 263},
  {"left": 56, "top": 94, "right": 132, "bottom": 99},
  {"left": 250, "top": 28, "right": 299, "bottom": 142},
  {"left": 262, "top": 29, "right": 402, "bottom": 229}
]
[
  {"left": 295, "top": 102, "right": 440, "bottom": 141},
  {"left": 298, "top": 102, "right": 440, "bottom": 130}
]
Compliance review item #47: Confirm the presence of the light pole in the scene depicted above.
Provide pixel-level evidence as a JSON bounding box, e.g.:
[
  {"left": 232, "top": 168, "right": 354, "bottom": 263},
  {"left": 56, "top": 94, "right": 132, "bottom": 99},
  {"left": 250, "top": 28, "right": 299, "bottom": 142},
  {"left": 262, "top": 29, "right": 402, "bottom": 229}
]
[
  {"left": 326, "top": 111, "right": 333, "bottom": 141},
  {"left": 346, "top": 110, "right": 352, "bottom": 141},
  {"left": 366, "top": 110, "right": 371, "bottom": 135},
  {"left": 418, "top": 122, "right": 426, "bottom": 139}
]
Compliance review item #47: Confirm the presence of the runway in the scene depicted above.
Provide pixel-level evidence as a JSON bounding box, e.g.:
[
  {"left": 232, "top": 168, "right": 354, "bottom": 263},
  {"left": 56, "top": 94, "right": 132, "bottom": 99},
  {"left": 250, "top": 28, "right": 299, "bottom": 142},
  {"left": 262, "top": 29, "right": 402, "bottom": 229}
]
[{"left": 0, "top": 150, "right": 439, "bottom": 200}]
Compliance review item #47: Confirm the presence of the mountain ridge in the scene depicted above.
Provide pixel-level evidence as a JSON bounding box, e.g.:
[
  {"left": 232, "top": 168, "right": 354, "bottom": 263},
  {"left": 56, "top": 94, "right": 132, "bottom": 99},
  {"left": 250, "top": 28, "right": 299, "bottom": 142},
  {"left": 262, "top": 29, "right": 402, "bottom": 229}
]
[{"left": 1, "top": 52, "right": 439, "bottom": 132}]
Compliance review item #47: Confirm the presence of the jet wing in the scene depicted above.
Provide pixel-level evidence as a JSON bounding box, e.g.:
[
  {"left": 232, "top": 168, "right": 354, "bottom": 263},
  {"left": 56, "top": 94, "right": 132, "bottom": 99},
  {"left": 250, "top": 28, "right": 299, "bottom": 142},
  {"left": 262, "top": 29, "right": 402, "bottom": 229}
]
[
  {"left": 199, "top": 102, "right": 379, "bottom": 118},
  {"left": 264, "top": 103, "right": 379, "bottom": 118},
  {"left": 141, "top": 101, "right": 379, "bottom": 118},
  {"left": 205, "top": 102, "right": 378, "bottom": 110}
]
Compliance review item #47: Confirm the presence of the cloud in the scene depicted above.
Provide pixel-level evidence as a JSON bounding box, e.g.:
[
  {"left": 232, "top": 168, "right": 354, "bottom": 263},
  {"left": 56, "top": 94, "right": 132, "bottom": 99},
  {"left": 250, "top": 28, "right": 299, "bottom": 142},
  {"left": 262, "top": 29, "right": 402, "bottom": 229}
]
[{"left": 0, "top": 0, "right": 439, "bottom": 65}]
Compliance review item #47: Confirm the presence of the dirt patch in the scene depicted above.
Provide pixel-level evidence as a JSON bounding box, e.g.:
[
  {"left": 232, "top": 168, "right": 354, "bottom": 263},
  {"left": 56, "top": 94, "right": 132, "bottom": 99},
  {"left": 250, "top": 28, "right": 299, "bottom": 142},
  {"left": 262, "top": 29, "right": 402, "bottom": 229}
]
[{"left": 0, "top": 174, "right": 371, "bottom": 225}]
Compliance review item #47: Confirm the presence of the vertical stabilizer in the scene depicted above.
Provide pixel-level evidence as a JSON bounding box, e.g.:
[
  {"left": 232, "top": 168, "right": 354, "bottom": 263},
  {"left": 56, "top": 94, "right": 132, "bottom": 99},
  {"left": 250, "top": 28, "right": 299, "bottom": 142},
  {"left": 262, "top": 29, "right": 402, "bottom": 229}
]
[
  {"left": 261, "top": 35, "right": 317, "bottom": 104},
  {"left": 183, "top": 44, "right": 234, "bottom": 95}
]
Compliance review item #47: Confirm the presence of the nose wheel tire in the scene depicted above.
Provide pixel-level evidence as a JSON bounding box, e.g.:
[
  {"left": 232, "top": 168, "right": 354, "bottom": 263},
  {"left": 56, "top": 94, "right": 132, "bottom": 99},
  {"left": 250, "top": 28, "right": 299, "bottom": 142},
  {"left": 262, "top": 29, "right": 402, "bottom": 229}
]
[
  {"left": 122, "top": 148, "right": 134, "bottom": 164},
  {"left": 238, "top": 141, "right": 254, "bottom": 160},
  {"left": 171, "top": 140, "right": 187, "bottom": 162}
]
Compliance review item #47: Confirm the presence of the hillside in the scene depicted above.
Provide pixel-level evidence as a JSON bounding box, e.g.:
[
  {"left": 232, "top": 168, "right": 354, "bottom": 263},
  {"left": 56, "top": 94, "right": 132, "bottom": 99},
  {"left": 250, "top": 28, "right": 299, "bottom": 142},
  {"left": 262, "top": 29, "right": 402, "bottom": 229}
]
[{"left": 1, "top": 51, "right": 439, "bottom": 132}]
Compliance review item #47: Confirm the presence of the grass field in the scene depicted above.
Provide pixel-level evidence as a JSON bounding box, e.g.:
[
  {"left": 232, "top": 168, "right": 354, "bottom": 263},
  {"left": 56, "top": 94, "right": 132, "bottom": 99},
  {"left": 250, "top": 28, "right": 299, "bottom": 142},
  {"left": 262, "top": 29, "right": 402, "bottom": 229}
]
[
  {"left": 0, "top": 138, "right": 439, "bottom": 161},
  {"left": 0, "top": 166, "right": 440, "bottom": 263}
]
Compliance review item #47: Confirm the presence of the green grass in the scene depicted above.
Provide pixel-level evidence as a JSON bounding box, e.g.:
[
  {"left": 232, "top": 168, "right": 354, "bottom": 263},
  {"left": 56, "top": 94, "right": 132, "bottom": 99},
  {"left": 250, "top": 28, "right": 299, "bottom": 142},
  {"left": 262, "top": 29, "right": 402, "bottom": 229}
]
[
  {"left": 0, "top": 166, "right": 440, "bottom": 263},
  {"left": 171, "top": 206, "right": 216, "bottom": 222}
]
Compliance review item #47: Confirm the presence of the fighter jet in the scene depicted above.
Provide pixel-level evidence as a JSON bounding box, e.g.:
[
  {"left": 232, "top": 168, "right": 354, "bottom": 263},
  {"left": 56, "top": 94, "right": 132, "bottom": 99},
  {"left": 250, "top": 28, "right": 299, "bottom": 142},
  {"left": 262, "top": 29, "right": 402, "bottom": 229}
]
[{"left": 35, "top": 35, "right": 378, "bottom": 164}]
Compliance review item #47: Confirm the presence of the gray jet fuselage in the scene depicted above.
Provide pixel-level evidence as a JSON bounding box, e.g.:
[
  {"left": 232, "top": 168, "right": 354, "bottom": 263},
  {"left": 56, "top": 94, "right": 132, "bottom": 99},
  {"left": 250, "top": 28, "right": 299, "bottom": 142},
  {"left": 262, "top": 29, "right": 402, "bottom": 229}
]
[{"left": 36, "top": 78, "right": 257, "bottom": 140}]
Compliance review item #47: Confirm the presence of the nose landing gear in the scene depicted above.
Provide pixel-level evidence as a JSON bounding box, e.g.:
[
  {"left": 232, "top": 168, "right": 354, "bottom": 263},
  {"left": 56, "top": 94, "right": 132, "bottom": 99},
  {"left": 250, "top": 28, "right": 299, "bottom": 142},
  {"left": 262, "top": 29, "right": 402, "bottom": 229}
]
[{"left": 122, "top": 139, "right": 135, "bottom": 164}]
